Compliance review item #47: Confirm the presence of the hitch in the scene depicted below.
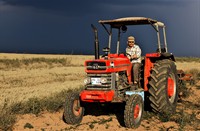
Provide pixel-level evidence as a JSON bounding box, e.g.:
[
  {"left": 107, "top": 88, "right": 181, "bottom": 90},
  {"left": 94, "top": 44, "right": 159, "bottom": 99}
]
[{"left": 177, "top": 70, "right": 194, "bottom": 85}]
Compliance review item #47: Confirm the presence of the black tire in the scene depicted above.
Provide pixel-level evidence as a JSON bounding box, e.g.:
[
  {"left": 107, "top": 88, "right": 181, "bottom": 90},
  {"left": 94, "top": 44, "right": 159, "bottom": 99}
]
[
  {"left": 63, "top": 92, "right": 84, "bottom": 124},
  {"left": 149, "top": 59, "right": 178, "bottom": 114},
  {"left": 124, "top": 94, "right": 144, "bottom": 128}
]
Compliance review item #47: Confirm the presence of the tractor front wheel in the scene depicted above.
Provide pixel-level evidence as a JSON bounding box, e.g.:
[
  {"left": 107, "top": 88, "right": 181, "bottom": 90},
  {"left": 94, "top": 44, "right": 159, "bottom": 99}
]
[
  {"left": 124, "top": 94, "right": 143, "bottom": 128},
  {"left": 63, "top": 92, "right": 84, "bottom": 124}
]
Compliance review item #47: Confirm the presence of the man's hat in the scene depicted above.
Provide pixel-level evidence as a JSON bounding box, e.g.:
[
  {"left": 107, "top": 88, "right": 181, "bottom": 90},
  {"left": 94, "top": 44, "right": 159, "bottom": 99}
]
[{"left": 128, "top": 36, "right": 135, "bottom": 42}]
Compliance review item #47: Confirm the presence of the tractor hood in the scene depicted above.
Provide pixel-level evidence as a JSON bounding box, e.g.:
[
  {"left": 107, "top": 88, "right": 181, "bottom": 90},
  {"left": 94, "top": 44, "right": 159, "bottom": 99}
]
[{"left": 85, "top": 54, "right": 132, "bottom": 73}]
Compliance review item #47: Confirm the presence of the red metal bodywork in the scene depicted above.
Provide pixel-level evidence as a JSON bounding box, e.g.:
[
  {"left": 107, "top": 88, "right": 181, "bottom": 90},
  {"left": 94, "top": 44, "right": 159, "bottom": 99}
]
[
  {"left": 81, "top": 53, "right": 132, "bottom": 102},
  {"left": 81, "top": 52, "right": 162, "bottom": 102},
  {"left": 85, "top": 54, "right": 132, "bottom": 84},
  {"left": 80, "top": 90, "right": 115, "bottom": 102},
  {"left": 144, "top": 53, "right": 161, "bottom": 91}
]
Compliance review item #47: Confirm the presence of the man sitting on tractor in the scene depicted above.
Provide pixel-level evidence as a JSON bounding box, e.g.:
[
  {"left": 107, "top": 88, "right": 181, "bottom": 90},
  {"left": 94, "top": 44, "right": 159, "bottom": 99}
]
[{"left": 126, "top": 36, "right": 142, "bottom": 85}]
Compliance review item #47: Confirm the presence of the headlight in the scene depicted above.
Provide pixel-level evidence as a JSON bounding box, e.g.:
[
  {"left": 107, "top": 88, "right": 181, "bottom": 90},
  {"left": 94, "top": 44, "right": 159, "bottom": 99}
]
[
  {"left": 110, "top": 62, "right": 114, "bottom": 67},
  {"left": 84, "top": 78, "right": 90, "bottom": 84},
  {"left": 100, "top": 77, "right": 107, "bottom": 84}
]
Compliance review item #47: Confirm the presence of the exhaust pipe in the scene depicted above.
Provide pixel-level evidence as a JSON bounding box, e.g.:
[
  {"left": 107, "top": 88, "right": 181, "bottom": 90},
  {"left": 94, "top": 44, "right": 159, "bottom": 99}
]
[{"left": 91, "top": 24, "right": 99, "bottom": 59}]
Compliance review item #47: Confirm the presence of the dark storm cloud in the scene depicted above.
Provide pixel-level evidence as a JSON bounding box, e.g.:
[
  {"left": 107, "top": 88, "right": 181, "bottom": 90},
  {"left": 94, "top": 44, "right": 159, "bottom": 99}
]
[
  {"left": 0, "top": 0, "right": 199, "bottom": 56},
  {"left": 1, "top": 0, "right": 192, "bottom": 23},
  {"left": 2, "top": 0, "right": 98, "bottom": 16},
  {"left": 2, "top": 0, "right": 189, "bottom": 15},
  {"left": 2, "top": 0, "right": 188, "bottom": 7},
  {"left": 1, "top": 0, "right": 191, "bottom": 20}
]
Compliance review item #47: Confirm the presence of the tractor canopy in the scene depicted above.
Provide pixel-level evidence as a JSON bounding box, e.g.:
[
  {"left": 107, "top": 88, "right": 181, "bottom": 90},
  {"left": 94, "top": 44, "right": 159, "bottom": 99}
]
[
  {"left": 99, "top": 17, "right": 165, "bottom": 28},
  {"left": 97, "top": 17, "right": 168, "bottom": 54}
]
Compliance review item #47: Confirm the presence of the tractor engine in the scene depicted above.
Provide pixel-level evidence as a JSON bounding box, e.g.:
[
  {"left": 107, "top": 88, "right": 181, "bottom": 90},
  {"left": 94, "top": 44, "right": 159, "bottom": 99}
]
[
  {"left": 80, "top": 24, "right": 132, "bottom": 102},
  {"left": 81, "top": 54, "right": 132, "bottom": 102},
  {"left": 84, "top": 70, "right": 129, "bottom": 91}
]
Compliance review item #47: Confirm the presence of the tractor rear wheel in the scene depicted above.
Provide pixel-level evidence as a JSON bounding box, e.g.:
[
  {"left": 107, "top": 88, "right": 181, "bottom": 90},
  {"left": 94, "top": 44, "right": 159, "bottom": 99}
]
[
  {"left": 124, "top": 94, "right": 143, "bottom": 128},
  {"left": 63, "top": 92, "right": 84, "bottom": 124},
  {"left": 149, "top": 59, "right": 178, "bottom": 114}
]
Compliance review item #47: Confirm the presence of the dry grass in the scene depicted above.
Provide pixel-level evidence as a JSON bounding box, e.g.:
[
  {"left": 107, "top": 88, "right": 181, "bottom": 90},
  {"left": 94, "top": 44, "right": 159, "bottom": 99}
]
[
  {"left": 0, "top": 53, "right": 199, "bottom": 130},
  {"left": 176, "top": 62, "right": 200, "bottom": 71},
  {"left": 175, "top": 57, "right": 200, "bottom": 71},
  {"left": 175, "top": 57, "right": 200, "bottom": 63},
  {"left": 0, "top": 53, "right": 93, "bottom": 65},
  {"left": 0, "top": 53, "right": 92, "bottom": 130},
  {"left": 0, "top": 53, "right": 198, "bottom": 109},
  {"left": 0, "top": 53, "right": 93, "bottom": 109}
]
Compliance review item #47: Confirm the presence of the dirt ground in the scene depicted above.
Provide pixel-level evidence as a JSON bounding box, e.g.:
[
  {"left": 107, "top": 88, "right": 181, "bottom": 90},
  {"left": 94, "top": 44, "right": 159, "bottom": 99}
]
[{"left": 13, "top": 81, "right": 200, "bottom": 131}]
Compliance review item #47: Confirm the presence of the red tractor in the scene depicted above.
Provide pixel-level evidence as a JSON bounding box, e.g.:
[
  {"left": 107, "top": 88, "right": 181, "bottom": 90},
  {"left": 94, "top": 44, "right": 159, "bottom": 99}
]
[{"left": 63, "top": 17, "right": 178, "bottom": 128}]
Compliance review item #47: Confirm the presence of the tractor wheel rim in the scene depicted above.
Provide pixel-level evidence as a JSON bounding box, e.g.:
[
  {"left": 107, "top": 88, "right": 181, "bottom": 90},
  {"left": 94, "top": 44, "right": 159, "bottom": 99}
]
[
  {"left": 167, "top": 75, "right": 176, "bottom": 103},
  {"left": 168, "top": 77, "right": 174, "bottom": 97},
  {"left": 134, "top": 104, "right": 140, "bottom": 119},
  {"left": 73, "top": 100, "right": 82, "bottom": 116}
]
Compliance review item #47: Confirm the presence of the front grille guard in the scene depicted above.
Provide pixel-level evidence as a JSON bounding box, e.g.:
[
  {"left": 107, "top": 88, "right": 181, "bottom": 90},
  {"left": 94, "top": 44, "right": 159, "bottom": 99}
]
[{"left": 86, "top": 73, "right": 113, "bottom": 90}]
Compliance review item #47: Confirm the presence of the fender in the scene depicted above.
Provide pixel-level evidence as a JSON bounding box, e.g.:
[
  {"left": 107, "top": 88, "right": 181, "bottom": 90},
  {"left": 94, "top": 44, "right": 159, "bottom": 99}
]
[
  {"left": 144, "top": 52, "right": 175, "bottom": 91},
  {"left": 161, "top": 52, "right": 175, "bottom": 61}
]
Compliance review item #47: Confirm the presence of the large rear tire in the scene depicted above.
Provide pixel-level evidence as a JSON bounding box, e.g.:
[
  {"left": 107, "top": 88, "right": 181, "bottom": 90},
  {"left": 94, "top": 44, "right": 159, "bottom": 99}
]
[
  {"left": 149, "top": 59, "right": 178, "bottom": 113},
  {"left": 124, "top": 94, "right": 143, "bottom": 128},
  {"left": 63, "top": 92, "right": 84, "bottom": 124}
]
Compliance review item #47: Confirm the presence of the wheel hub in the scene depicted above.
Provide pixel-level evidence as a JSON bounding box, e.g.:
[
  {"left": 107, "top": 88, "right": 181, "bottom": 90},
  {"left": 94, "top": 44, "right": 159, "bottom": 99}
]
[
  {"left": 134, "top": 104, "right": 140, "bottom": 119},
  {"left": 168, "top": 77, "right": 174, "bottom": 97},
  {"left": 73, "top": 100, "right": 82, "bottom": 116}
]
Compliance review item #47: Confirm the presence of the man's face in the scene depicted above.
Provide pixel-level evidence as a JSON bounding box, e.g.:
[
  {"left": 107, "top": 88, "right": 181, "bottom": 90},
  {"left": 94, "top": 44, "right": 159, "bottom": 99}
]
[{"left": 128, "top": 40, "right": 134, "bottom": 47}]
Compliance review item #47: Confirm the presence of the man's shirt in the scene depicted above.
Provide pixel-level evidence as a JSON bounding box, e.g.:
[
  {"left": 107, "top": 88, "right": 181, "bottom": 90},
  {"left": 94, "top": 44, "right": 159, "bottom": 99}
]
[{"left": 126, "top": 44, "right": 142, "bottom": 63}]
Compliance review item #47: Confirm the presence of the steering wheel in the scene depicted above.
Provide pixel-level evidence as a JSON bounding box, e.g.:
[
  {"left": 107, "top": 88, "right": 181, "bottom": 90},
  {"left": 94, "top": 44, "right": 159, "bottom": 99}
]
[{"left": 126, "top": 53, "right": 131, "bottom": 57}]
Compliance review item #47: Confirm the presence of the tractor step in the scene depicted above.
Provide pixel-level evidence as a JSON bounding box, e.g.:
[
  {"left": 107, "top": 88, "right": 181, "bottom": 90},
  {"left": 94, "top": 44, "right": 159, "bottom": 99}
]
[{"left": 125, "top": 89, "right": 144, "bottom": 101}]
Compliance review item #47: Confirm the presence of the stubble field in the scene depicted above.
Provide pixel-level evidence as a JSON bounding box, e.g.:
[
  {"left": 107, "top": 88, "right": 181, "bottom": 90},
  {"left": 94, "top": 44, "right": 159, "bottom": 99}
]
[
  {"left": 0, "top": 53, "right": 199, "bottom": 130},
  {"left": 0, "top": 53, "right": 92, "bottom": 109}
]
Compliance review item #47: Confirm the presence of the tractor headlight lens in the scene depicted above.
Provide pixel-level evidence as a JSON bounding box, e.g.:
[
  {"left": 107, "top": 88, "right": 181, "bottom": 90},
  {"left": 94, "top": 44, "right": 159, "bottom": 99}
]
[
  {"left": 84, "top": 77, "right": 90, "bottom": 84},
  {"left": 100, "top": 77, "right": 107, "bottom": 84},
  {"left": 110, "top": 62, "right": 114, "bottom": 67}
]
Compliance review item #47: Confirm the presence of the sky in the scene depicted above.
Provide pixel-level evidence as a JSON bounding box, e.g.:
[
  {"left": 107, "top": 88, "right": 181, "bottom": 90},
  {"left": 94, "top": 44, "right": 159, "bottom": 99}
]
[{"left": 0, "top": 0, "right": 199, "bottom": 57}]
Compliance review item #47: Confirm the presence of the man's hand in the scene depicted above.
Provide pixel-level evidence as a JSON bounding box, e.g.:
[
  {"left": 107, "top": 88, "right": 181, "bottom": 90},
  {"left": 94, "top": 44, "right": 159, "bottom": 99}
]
[
  {"left": 131, "top": 54, "right": 137, "bottom": 59},
  {"left": 126, "top": 53, "right": 131, "bottom": 59}
]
